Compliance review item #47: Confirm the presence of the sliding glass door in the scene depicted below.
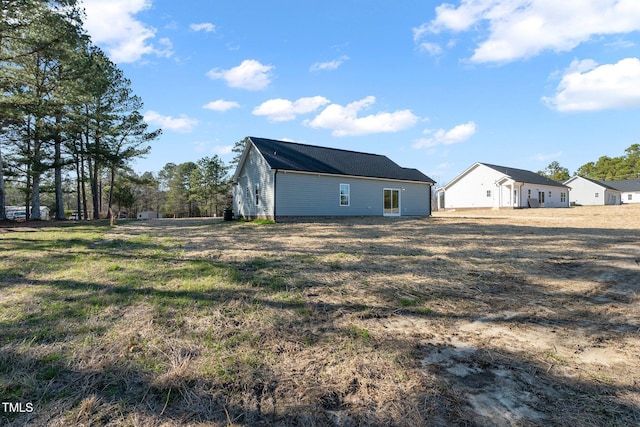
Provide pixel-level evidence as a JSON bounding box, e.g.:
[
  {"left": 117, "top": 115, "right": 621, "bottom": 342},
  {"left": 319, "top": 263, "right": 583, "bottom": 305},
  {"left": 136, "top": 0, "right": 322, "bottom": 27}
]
[{"left": 383, "top": 188, "right": 400, "bottom": 216}]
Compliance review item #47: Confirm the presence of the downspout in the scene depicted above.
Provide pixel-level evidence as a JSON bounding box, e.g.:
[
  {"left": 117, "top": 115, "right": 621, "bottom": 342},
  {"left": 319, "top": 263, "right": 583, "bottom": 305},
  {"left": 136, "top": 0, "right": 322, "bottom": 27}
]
[
  {"left": 519, "top": 183, "right": 524, "bottom": 208},
  {"left": 273, "top": 169, "right": 277, "bottom": 222}
]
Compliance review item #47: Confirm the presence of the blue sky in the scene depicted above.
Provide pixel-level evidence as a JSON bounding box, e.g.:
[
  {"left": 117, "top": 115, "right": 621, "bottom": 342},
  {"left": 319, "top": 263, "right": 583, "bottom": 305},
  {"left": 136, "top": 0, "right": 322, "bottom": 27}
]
[{"left": 81, "top": 0, "right": 640, "bottom": 185}]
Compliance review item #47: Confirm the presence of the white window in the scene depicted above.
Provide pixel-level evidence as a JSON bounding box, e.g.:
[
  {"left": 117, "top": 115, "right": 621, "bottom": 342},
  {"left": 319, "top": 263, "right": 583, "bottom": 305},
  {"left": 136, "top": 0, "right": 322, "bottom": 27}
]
[
  {"left": 527, "top": 189, "right": 531, "bottom": 199},
  {"left": 548, "top": 191, "right": 552, "bottom": 197},
  {"left": 595, "top": 192, "right": 599, "bottom": 198},
  {"left": 561, "top": 192, "right": 566, "bottom": 203},
  {"left": 340, "top": 184, "right": 350, "bottom": 206},
  {"left": 629, "top": 194, "right": 633, "bottom": 201},
  {"left": 486, "top": 190, "right": 491, "bottom": 197}
]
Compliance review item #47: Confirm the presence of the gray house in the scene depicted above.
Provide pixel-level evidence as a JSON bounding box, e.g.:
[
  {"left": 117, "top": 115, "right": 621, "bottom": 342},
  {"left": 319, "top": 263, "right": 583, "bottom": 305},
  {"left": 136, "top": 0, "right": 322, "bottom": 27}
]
[
  {"left": 564, "top": 176, "right": 621, "bottom": 206},
  {"left": 232, "top": 137, "right": 435, "bottom": 220}
]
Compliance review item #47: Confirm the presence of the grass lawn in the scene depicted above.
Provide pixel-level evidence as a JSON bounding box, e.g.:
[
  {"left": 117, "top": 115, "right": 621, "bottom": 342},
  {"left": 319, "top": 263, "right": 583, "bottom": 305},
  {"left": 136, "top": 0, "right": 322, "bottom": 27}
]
[{"left": 1, "top": 206, "right": 639, "bottom": 426}]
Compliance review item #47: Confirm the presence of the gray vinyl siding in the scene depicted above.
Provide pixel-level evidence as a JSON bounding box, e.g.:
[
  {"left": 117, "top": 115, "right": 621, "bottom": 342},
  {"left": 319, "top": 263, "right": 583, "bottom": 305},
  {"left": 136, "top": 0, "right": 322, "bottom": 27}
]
[
  {"left": 275, "top": 171, "right": 431, "bottom": 217},
  {"left": 233, "top": 145, "right": 275, "bottom": 218},
  {"left": 400, "top": 183, "right": 432, "bottom": 215}
]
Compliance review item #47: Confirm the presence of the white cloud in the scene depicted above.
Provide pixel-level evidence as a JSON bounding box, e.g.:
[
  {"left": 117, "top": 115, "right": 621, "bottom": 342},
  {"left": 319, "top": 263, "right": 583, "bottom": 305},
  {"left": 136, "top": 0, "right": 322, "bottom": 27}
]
[
  {"left": 535, "top": 151, "right": 563, "bottom": 161},
  {"left": 190, "top": 22, "right": 215, "bottom": 32},
  {"left": 203, "top": 99, "right": 240, "bottom": 112},
  {"left": 82, "top": 0, "right": 172, "bottom": 63},
  {"left": 416, "top": 42, "right": 443, "bottom": 56},
  {"left": 213, "top": 145, "right": 233, "bottom": 155},
  {"left": 192, "top": 141, "right": 233, "bottom": 155},
  {"left": 253, "top": 96, "right": 330, "bottom": 122},
  {"left": 144, "top": 111, "right": 198, "bottom": 133},
  {"left": 310, "top": 56, "right": 350, "bottom": 72},
  {"left": 206, "top": 59, "right": 274, "bottom": 90},
  {"left": 427, "top": 162, "right": 455, "bottom": 184},
  {"left": 305, "top": 96, "right": 419, "bottom": 137},
  {"left": 413, "top": 23, "right": 429, "bottom": 43},
  {"left": 192, "top": 141, "right": 208, "bottom": 153},
  {"left": 413, "top": 121, "right": 477, "bottom": 149},
  {"left": 155, "top": 38, "right": 173, "bottom": 58},
  {"left": 416, "top": 0, "right": 640, "bottom": 63},
  {"left": 543, "top": 58, "right": 640, "bottom": 112},
  {"left": 605, "top": 38, "right": 636, "bottom": 49}
]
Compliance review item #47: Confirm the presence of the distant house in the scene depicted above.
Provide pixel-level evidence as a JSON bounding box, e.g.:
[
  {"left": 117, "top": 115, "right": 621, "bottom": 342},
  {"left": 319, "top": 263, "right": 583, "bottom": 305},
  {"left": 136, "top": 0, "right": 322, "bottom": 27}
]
[
  {"left": 231, "top": 137, "right": 435, "bottom": 220},
  {"left": 437, "top": 162, "right": 570, "bottom": 209},
  {"left": 564, "top": 176, "right": 621, "bottom": 206},
  {"left": 602, "top": 179, "right": 640, "bottom": 204},
  {"left": 4, "top": 206, "right": 50, "bottom": 220},
  {"left": 137, "top": 211, "right": 161, "bottom": 220}
]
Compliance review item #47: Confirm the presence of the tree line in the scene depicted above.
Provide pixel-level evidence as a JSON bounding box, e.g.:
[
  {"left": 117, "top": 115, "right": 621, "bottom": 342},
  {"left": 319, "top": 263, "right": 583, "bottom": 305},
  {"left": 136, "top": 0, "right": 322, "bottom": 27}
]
[
  {"left": 118, "top": 140, "right": 245, "bottom": 219},
  {"left": 106, "top": 155, "right": 233, "bottom": 219},
  {"left": 1, "top": 0, "right": 161, "bottom": 220},
  {"left": 1, "top": 131, "right": 245, "bottom": 220},
  {"left": 537, "top": 144, "right": 639, "bottom": 182}
]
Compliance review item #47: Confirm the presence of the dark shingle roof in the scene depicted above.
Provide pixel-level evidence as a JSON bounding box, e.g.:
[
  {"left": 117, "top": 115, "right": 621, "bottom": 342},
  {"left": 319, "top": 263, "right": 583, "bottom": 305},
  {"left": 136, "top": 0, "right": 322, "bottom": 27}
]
[
  {"left": 480, "top": 163, "right": 568, "bottom": 188},
  {"left": 602, "top": 179, "right": 640, "bottom": 192},
  {"left": 248, "top": 137, "right": 435, "bottom": 183}
]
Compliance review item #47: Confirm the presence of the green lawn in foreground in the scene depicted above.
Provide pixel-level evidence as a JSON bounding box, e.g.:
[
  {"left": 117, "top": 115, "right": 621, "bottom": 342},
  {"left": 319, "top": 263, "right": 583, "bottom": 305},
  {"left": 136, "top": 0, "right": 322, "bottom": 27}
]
[
  {"left": 1, "top": 222, "right": 249, "bottom": 423},
  {"left": 4, "top": 212, "right": 637, "bottom": 426},
  {"left": 0, "top": 221, "right": 415, "bottom": 426}
]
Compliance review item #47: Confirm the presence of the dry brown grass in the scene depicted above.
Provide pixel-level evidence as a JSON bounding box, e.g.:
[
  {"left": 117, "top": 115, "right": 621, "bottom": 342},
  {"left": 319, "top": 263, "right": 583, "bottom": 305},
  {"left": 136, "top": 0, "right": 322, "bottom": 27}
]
[{"left": 1, "top": 205, "right": 639, "bottom": 426}]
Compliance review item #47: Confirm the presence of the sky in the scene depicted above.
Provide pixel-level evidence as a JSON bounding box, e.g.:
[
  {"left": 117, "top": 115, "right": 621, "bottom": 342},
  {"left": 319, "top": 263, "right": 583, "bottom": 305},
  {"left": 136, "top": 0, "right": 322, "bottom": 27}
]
[{"left": 80, "top": 0, "right": 640, "bottom": 186}]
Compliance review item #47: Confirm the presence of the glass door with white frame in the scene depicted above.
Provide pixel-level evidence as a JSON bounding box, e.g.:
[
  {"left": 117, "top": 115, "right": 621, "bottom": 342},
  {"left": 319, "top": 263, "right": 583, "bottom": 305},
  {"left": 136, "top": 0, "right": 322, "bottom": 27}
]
[{"left": 383, "top": 188, "right": 400, "bottom": 216}]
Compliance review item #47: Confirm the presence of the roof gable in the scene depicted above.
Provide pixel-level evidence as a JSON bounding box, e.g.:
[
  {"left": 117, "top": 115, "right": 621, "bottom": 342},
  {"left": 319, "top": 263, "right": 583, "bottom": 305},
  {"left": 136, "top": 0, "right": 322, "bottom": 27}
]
[{"left": 246, "top": 137, "right": 434, "bottom": 183}]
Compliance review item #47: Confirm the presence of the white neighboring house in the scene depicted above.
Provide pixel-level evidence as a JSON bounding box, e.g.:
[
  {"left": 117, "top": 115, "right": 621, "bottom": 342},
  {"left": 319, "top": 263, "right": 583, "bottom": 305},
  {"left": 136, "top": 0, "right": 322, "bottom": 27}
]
[
  {"left": 137, "top": 211, "right": 161, "bottom": 220},
  {"left": 437, "top": 162, "right": 570, "bottom": 210},
  {"left": 564, "top": 176, "right": 621, "bottom": 206},
  {"left": 603, "top": 179, "right": 640, "bottom": 204}
]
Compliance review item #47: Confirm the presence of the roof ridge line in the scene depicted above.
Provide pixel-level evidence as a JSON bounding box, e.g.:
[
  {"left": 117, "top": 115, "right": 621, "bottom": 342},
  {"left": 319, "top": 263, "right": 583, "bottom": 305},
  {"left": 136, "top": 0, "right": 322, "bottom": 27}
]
[{"left": 248, "top": 136, "right": 392, "bottom": 159}]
